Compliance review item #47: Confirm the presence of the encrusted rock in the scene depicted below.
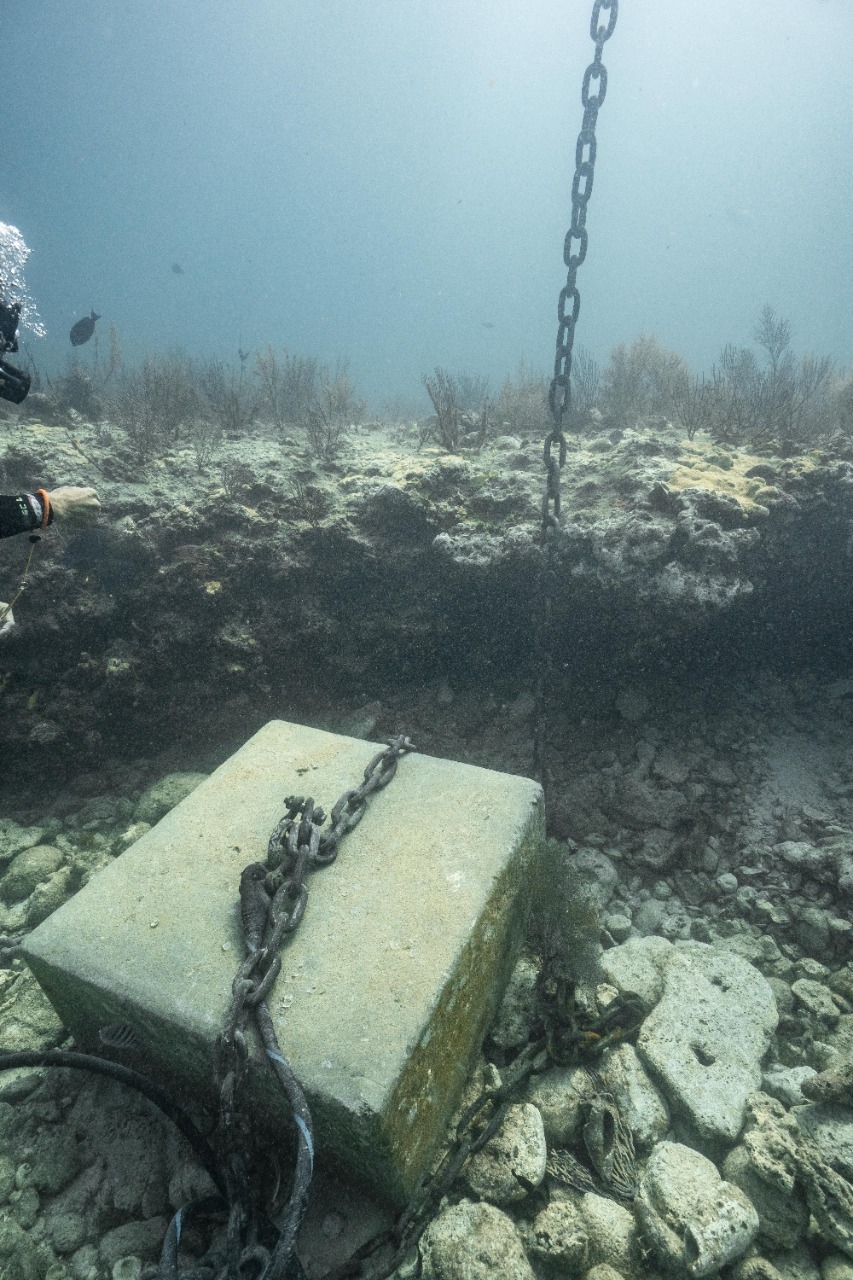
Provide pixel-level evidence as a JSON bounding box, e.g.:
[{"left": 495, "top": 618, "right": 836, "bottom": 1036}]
[
  {"left": 0, "top": 844, "right": 63, "bottom": 905},
  {"left": 526, "top": 1064, "right": 597, "bottom": 1147},
  {"left": 133, "top": 771, "right": 208, "bottom": 824},
  {"left": 636, "top": 1140, "right": 759, "bottom": 1276},
  {"left": 598, "top": 934, "right": 672, "bottom": 1010},
  {"left": 464, "top": 1102, "right": 547, "bottom": 1205},
  {"left": 490, "top": 953, "right": 539, "bottom": 1050},
  {"left": 801, "top": 1061, "right": 853, "bottom": 1108},
  {"left": 419, "top": 1199, "right": 535, "bottom": 1280},
  {"left": 527, "top": 1188, "right": 588, "bottom": 1270},
  {"left": 577, "top": 1190, "right": 638, "bottom": 1274},
  {"left": 637, "top": 942, "right": 778, "bottom": 1143},
  {"left": 596, "top": 1042, "right": 670, "bottom": 1153}
]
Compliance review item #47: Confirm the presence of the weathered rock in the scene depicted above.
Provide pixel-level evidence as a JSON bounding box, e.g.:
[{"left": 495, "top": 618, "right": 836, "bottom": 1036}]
[
  {"left": 801, "top": 1060, "right": 853, "bottom": 1107},
  {"left": 490, "top": 953, "right": 539, "bottom": 1050},
  {"left": 526, "top": 1064, "right": 596, "bottom": 1147},
  {"left": 794, "top": 1138, "right": 853, "bottom": 1259},
  {"left": 0, "top": 820, "right": 46, "bottom": 867},
  {"left": 99, "top": 1217, "right": 169, "bottom": 1268},
  {"left": 464, "top": 1102, "right": 547, "bottom": 1205},
  {"left": 794, "top": 1104, "right": 853, "bottom": 1182},
  {"left": 598, "top": 934, "right": 671, "bottom": 1010},
  {"left": 636, "top": 1140, "right": 759, "bottom": 1276},
  {"left": 528, "top": 1188, "right": 589, "bottom": 1271},
  {"left": 577, "top": 1190, "right": 638, "bottom": 1274},
  {"left": 792, "top": 979, "right": 840, "bottom": 1024},
  {"left": 637, "top": 943, "right": 778, "bottom": 1143},
  {"left": 761, "top": 1065, "right": 817, "bottom": 1108},
  {"left": 419, "top": 1199, "right": 535, "bottom": 1280},
  {"left": 723, "top": 1143, "right": 809, "bottom": 1250},
  {"left": 132, "top": 771, "right": 208, "bottom": 824},
  {"left": 0, "top": 845, "right": 63, "bottom": 905},
  {"left": 595, "top": 1041, "right": 670, "bottom": 1153},
  {"left": 822, "top": 1254, "right": 853, "bottom": 1280}
]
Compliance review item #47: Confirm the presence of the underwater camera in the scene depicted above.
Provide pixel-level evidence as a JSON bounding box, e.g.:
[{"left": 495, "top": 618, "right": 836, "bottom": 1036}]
[{"left": 0, "top": 297, "right": 31, "bottom": 404}]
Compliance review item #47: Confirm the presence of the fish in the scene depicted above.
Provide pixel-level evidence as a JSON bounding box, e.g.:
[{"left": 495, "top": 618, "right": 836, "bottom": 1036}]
[
  {"left": 69, "top": 310, "right": 100, "bottom": 346},
  {"left": 171, "top": 262, "right": 184, "bottom": 274}
]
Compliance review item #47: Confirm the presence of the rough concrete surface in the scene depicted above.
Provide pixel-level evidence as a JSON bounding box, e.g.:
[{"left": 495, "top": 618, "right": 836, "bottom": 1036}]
[{"left": 22, "top": 718, "right": 544, "bottom": 1204}]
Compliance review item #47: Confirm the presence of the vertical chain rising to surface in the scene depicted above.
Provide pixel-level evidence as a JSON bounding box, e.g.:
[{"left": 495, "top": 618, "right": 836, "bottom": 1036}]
[{"left": 534, "top": 0, "right": 618, "bottom": 787}]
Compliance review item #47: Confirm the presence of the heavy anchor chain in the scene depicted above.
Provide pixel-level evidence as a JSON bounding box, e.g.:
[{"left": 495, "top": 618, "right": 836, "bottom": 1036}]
[
  {"left": 212, "top": 734, "right": 414, "bottom": 1280},
  {"left": 534, "top": 0, "right": 618, "bottom": 788}
]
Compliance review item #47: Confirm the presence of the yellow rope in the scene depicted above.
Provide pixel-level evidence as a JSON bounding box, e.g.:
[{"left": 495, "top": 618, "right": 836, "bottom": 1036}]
[{"left": 0, "top": 535, "right": 40, "bottom": 627}]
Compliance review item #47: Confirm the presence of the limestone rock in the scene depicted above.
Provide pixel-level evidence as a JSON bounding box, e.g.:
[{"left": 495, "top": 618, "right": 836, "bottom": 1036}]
[
  {"left": 596, "top": 1041, "right": 670, "bottom": 1153},
  {"left": 794, "top": 1104, "right": 853, "bottom": 1182},
  {"left": 822, "top": 1254, "right": 853, "bottom": 1280},
  {"left": 464, "top": 1102, "right": 547, "bottom": 1205},
  {"left": 133, "top": 771, "right": 208, "bottom": 824},
  {"left": 490, "top": 953, "right": 539, "bottom": 1050},
  {"left": 762, "top": 1065, "right": 817, "bottom": 1108},
  {"left": 598, "top": 934, "right": 672, "bottom": 1010},
  {"left": 0, "top": 844, "right": 63, "bottom": 905},
  {"left": 0, "top": 820, "right": 46, "bottom": 867},
  {"left": 637, "top": 943, "right": 778, "bottom": 1142},
  {"left": 636, "top": 1140, "right": 759, "bottom": 1277},
  {"left": 528, "top": 1188, "right": 588, "bottom": 1270},
  {"left": 526, "top": 1064, "right": 596, "bottom": 1147},
  {"left": 577, "top": 1191, "right": 638, "bottom": 1274},
  {"left": 794, "top": 1138, "right": 853, "bottom": 1260},
  {"left": 802, "top": 1061, "right": 853, "bottom": 1108},
  {"left": 723, "top": 1144, "right": 809, "bottom": 1250},
  {"left": 792, "top": 979, "right": 840, "bottom": 1025},
  {"left": 419, "top": 1199, "right": 535, "bottom": 1280}
]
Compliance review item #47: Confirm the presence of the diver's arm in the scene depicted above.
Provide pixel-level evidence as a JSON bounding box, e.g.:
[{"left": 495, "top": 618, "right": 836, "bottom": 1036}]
[
  {"left": 0, "top": 486, "right": 100, "bottom": 538},
  {"left": 0, "top": 493, "right": 52, "bottom": 539}
]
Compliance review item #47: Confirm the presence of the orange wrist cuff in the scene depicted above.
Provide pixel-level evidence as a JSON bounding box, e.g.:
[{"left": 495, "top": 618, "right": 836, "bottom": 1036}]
[{"left": 35, "top": 488, "right": 51, "bottom": 529}]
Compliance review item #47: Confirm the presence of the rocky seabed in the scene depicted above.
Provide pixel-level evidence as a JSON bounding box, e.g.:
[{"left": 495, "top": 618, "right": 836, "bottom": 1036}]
[{"left": 0, "top": 666, "right": 853, "bottom": 1280}]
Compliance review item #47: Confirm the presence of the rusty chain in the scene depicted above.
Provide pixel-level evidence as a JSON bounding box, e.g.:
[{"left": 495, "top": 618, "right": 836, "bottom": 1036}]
[
  {"left": 212, "top": 734, "right": 414, "bottom": 1280},
  {"left": 534, "top": 0, "right": 618, "bottom": 787}
]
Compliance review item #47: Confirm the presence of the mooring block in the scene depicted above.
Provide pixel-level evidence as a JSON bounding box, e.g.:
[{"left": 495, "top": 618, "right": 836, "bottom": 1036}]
[{"left": 22, "top": 720, "right": 543, "bottom": 1204}]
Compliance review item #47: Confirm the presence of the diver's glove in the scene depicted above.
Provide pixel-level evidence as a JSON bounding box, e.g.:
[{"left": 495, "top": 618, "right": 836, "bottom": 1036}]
[
  {"left": 0, "top": 603, "right": 14, "bottom": 639},
  {"left": 47, "top": 486, "right": 100, "bottom": 527}
]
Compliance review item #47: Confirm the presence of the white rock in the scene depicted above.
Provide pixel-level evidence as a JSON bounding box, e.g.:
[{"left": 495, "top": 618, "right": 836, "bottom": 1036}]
[
  {"left": 637, "top": 943, "right": 778, "bottom": 1143},
  {"left": 636, "top": 1141, "right": 759, "bottom": 1277},
  {"left": 464, "top": 1102, "right": 547, "bottom": 1205},
  {"left": 419, "top": 1199, "right": 535, "bottom": 1280},
  {"left": 596, "top": 1041, "right": 670, "bottom": 1153}
]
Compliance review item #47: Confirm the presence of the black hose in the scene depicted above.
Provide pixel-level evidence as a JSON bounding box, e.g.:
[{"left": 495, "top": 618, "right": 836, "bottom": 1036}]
[{"left": 0, "top": 1049, "right": 224, "bottom": 1196}]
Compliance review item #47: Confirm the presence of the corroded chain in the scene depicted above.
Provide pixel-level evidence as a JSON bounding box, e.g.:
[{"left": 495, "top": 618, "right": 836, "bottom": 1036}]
[
  {"left": 548, "top": 0, "right": 618, "bottom": 431},
  {"left": 212, "top": 734, "right": 414, "bottom": 1280},
  {"left": 534, "top": 0, "right": 618, "bottom": 787}
]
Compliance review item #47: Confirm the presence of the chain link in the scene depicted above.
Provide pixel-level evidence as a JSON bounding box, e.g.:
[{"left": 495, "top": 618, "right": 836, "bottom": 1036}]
[{"left": 534, "top": 0, "right": 618, "bottom": 788}]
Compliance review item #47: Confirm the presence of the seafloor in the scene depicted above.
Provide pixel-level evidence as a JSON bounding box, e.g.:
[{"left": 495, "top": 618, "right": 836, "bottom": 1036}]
[{"left": 1, "top": 407, "right": 852, "bottom": 1280}]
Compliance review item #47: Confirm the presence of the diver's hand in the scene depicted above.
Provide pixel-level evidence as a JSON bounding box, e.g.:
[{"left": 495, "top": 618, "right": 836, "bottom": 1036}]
[
  {"left": 0, "top": 603, "right": 14, "bottom": 639},
  {"left": 47, "top": 486, "right": 100, "bottom": 526}
]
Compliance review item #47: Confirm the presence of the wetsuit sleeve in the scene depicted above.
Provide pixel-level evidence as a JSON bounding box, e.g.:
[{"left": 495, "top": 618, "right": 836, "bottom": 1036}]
[{"left": 0, "top": 494, "right": 45, "bottom": 538}]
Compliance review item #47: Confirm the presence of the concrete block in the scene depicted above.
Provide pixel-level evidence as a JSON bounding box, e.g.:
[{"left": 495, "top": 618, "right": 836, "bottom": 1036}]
[{"left": 22, "top": 720, "right": 543, "bottom": 1205}]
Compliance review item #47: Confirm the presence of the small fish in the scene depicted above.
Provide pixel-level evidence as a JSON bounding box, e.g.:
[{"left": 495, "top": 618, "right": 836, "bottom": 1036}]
[
  {"left": 238, "top": 347, "right": 250, "bottom": 364},
  {"left": 481, "top": 321, "right": 495, "bottom": 329},
  {"left": 171, "top": 262, "right": 184, "bottom": 275},
  {"left": 69, "top": 310, "right": 100, "bottom": 346}
]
